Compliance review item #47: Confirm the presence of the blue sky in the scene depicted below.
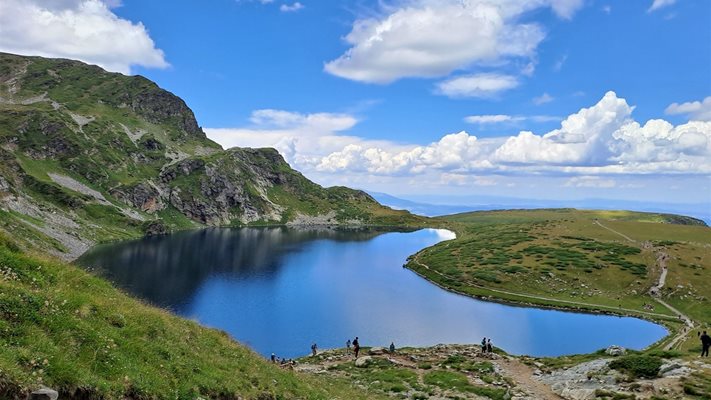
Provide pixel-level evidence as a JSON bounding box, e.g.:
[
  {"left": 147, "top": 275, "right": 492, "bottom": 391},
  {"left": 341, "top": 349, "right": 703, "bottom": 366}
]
[{"left": 1, "top": 0, "right": 710, "bottom": 207}]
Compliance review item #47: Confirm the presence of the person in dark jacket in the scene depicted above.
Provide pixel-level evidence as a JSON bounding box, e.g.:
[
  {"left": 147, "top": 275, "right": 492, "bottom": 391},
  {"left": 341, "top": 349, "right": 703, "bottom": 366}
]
[
  {"left": 311, "top": 343, "right": 318, "bottom": 356},
  {"left": 353, "top": 337, "right": 360, "bottom": 358},
  {"left": 701, "top": 331, "right": 711, "bottom": 357}
]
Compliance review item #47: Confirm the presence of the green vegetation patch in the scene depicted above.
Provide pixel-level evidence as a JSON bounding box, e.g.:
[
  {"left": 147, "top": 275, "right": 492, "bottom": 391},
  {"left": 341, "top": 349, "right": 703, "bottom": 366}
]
[
  {"left": 423, "top": 370, "right": 507, "bottom": 399},
  {"left": 609, "top": 354, "right": 663, "bottom": 379}
]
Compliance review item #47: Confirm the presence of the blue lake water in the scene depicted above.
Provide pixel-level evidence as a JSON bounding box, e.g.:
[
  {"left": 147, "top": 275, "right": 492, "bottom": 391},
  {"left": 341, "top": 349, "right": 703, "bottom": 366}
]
[{"left": 77, "top": 227, "right": 668, "bottom": 358}]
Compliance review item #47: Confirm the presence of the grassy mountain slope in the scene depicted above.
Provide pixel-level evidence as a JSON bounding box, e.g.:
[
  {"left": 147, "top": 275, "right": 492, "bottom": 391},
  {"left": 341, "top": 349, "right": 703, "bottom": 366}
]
[
  {"left": 407, "top": 209, "right": 710, "bottom": 337},
  {"left": 0, "top": 52, "right": 422, "bottom": 260},
  {"left": 0, "top": 233, "right": 383, "bottom": 399}
]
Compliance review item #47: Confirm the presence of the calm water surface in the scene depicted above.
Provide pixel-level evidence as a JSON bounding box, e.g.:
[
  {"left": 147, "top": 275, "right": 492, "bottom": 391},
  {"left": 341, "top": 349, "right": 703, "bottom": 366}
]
[{"left": 77, "top": 227, "right": 667, "bottom": 358}]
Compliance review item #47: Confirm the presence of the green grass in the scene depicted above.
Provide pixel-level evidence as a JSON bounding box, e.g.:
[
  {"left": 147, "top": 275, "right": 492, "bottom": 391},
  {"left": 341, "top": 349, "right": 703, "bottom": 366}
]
[
  {"left": 423, "top": 370, "right": 507, "bottom": 399},
  {"left": 0, "top": 233, "right": 378, "bottom": 399},
  {"left": 405, "top": 208, "right": 710, "bottom": 329}
]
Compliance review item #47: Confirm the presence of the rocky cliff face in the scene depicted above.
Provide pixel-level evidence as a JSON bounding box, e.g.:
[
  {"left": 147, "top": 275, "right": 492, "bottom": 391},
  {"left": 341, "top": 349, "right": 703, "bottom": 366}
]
[{"left": 0, "top": 52, "right": 421, "bottom": 259}]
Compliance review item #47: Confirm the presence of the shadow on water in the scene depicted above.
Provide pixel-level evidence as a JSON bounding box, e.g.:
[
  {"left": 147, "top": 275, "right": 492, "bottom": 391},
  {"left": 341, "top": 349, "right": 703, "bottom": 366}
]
[{"left": 77, "top": 226, "right": 407, "bottom": 310}]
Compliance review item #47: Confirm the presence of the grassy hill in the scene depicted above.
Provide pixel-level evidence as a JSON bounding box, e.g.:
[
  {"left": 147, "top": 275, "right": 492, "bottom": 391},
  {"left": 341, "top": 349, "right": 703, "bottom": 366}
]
[
  {"left": 0, "top": 52, "right": 422, "bottom": 260},
  {"left": 407, "top": 209, "right": 710, "bottom": 349},
  {"left": 0, "top": 233, "right": 383, "bottom": 399}
]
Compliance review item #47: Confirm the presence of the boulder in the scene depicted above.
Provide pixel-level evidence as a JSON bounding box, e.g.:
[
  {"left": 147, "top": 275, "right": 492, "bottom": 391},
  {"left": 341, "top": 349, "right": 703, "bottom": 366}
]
[
  {"left": 605, "top": 345, "right": 626, "bottom": 356},
  {"left": 31, "top": 387, "right": 58, "bottom": 400},
  {"left": 368, "top": 347, "right": 387, "bottom": 355},
  {"left": 355, "top": 356, "right": 373, "bottom": 367},
  {"left": 660, "top": 362, "right": 692, "bottom": 378}
]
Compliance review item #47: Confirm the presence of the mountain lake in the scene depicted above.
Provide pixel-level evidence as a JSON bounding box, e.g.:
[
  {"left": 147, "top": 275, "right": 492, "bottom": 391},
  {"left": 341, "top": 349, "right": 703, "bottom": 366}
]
[{"left": 77, "top": 227, "right": 668, "bottom": 358}]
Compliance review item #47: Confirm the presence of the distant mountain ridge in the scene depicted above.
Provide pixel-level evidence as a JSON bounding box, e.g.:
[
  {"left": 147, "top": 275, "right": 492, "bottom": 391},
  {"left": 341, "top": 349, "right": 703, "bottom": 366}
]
[{"left": 0, "top": 52, "right": 420, "bottom": 259}]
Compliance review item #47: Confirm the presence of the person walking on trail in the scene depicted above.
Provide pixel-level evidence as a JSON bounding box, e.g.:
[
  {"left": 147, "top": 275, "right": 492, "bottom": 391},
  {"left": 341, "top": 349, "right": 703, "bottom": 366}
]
[
  {"left": 353, "top": 337, "right": 360, "bottom": 358},
  {"left": 486, "top": 338, "right": 493, "bottom": 353},
  {"left": 389, "top": 342, "right": 396, "bottom": 354},
  {"left": 271, "top": 353, "right": 276, "bottom": 363},
  {"left": 346, "top": 339, "right": 351, "bottom": 354},
  {"left": 701, "top": 331, "right": 711, "bottom": 357},
  {"left": 481, "top": 337, "right": 487, "bottom": 353},
  {"left": 311, "top": 343, "right": 318, "bottom": 357}
]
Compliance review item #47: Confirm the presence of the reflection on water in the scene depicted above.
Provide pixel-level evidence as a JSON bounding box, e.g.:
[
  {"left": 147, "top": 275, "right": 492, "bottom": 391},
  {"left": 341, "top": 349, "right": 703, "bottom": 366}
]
[{"left": 78, "top": 227, "right": 667, "bottom": 358}]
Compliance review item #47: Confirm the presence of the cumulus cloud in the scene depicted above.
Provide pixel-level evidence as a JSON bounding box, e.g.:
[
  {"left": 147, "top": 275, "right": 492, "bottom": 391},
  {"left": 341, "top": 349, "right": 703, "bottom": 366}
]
[
  {"left": 648, "top": 0, "right": 676, "bottom": 12},
  {"left": 665, "top": 97, "right": 711, "bottom": 121},
  {"left": 436, "top": 73, "right": 519, "bottom": 98},
  {"left": 495, "top": 91, "right": 634, "bottom": 165},
  {"left": 207, "top": 92, "right": 711, "bottom": 189},
  {"left": 205, "top": 109, "right": 407, "bottom": 168},
  {"left": 324, "top": 0, "right": 584, "bottom": 84},
  {"left": 0, "top": 0, "right": 167, "bottom": 74},
  {"left": 318, "top": 92, "right": 711, "bottom": 176},
  {"left": 315, "top": 131, "right": 496, "bottom": 175}
]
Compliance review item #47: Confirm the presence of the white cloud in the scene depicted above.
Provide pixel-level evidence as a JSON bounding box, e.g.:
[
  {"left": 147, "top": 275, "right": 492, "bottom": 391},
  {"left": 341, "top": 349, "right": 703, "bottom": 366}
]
[
  {"left": 0, "top": 0, "right": 167, "bottom": 74},
  {"left": 315, "top": 131, "right": 495, "bottom": 175},
  {"left": 495, "top": 91, "right": 634, "bottom": 165},
  {"left": 465, "top": 115, "right": 520, "bottom": 124},
  {"left": 280, "top": 2, "right": 304, "bottom": 12},
  {"left": 436, "top": 73, "right": 519, "bottom": 98},
  {"left": 207, "top": 92, "right": 711, "bottom": 195},
  {"left": 205, "top": 109, "right": 408, "bottom": 169},
  {"left": 665, "top": 97, "right": 711, "bottom": 121},
  {"left": 317, "top": 92, "right": 711, "bottom": 176},
  {"left": 324, "top": 0, "right": 583, "bottom": 84},
  {"left": 532, "top": 92, "right": 554, "bottom": 105},
  {"left": 648, "top": 0, "right": 676, "bottom": 12}
]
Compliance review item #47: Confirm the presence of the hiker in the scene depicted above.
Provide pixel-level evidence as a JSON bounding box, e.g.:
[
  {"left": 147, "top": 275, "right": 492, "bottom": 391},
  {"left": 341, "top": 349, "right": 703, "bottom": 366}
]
[
  {"left": 481, "top": 337, "right": 487, "bottom": 353},
  {"left": 701, "top": 331, "right": 711, "bottom": 357},
  {"left": 311, "top": 343, "right": 318, "bottom": 357},
  {"left": 487, "top": 338, "right": 493, "bottom": 353},
  {"left": 353, "top": 337, "right": 360, "bottom": 358},
  {"left": 346, "top": 339, "right": 351, "bottom": 354},
  {"left": 270, "top": 353, "right": 276, "bottom": 363},
  {"left": 389, "top": 342, "right": 396, "bottom": 354}
]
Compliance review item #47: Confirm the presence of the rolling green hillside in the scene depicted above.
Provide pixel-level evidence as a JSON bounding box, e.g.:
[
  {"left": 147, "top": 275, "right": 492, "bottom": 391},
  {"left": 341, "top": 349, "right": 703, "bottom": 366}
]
[
  {"left": 407, "top": 209, "right": 710, "bottom": 351},
  {"left": 0, "top": 233, "right": 382, "bottom": 399},
  {"left": 0, "top": 52, "right": 422, "bottom": 260}
]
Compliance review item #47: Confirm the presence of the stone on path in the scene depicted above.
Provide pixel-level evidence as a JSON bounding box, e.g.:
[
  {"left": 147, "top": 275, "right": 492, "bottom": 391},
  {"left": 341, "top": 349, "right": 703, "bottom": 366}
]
[
  {"left": 355, "top": 356, "right": 373, "bottom": 367},
  {"left": 31, "top": 387, "right": 59, "bottom": 400},
  {"left": 368, "top": 347, "right": 387, "bottom": 355}
]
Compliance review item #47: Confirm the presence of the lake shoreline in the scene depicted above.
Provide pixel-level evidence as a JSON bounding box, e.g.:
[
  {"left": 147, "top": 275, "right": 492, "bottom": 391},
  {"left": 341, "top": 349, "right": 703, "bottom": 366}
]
[{"left": 78, "top": 225, "right": 670, "bottom": 356}]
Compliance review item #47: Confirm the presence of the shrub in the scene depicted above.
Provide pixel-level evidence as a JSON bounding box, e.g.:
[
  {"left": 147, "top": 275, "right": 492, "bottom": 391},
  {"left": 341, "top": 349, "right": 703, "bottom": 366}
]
[{"left": 609, "top": 354, "right": 662, "bottom": 379}]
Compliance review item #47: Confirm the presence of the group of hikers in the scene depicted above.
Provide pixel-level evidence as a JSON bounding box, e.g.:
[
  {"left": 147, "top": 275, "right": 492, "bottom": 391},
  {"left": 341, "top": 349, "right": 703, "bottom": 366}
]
[
  {"left": 270, "top": 353, "right": 295, "bottom": 366},
  {"left": 305, "top": 337, "right": 399, "bottom": 360},
  {"left": 271, "top": 330, "right": 706, "bottom": 366},
  {"left": 481, "top": 337, "right": 494, "bottom": 353},
  {"left": 345, "top": 337, "right": 361, "bottom": 357}
]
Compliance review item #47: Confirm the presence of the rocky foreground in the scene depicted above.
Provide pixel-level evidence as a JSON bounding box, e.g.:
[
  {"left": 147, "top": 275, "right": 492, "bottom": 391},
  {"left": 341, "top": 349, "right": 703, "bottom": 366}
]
[{"left": 293, "top": 344, "right": 711, "bottom": 400}]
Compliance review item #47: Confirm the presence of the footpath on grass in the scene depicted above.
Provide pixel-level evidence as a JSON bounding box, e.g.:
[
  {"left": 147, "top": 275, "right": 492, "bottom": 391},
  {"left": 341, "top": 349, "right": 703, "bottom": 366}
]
[{"left": 594, "top": 220, "right": 696, "bottom": 351}]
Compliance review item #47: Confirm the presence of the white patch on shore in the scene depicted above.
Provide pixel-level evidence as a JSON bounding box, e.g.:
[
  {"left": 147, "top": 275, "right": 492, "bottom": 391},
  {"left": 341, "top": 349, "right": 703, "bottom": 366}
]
[{"left": 431, "top": 229, "right": 457, "bottom": 241}]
